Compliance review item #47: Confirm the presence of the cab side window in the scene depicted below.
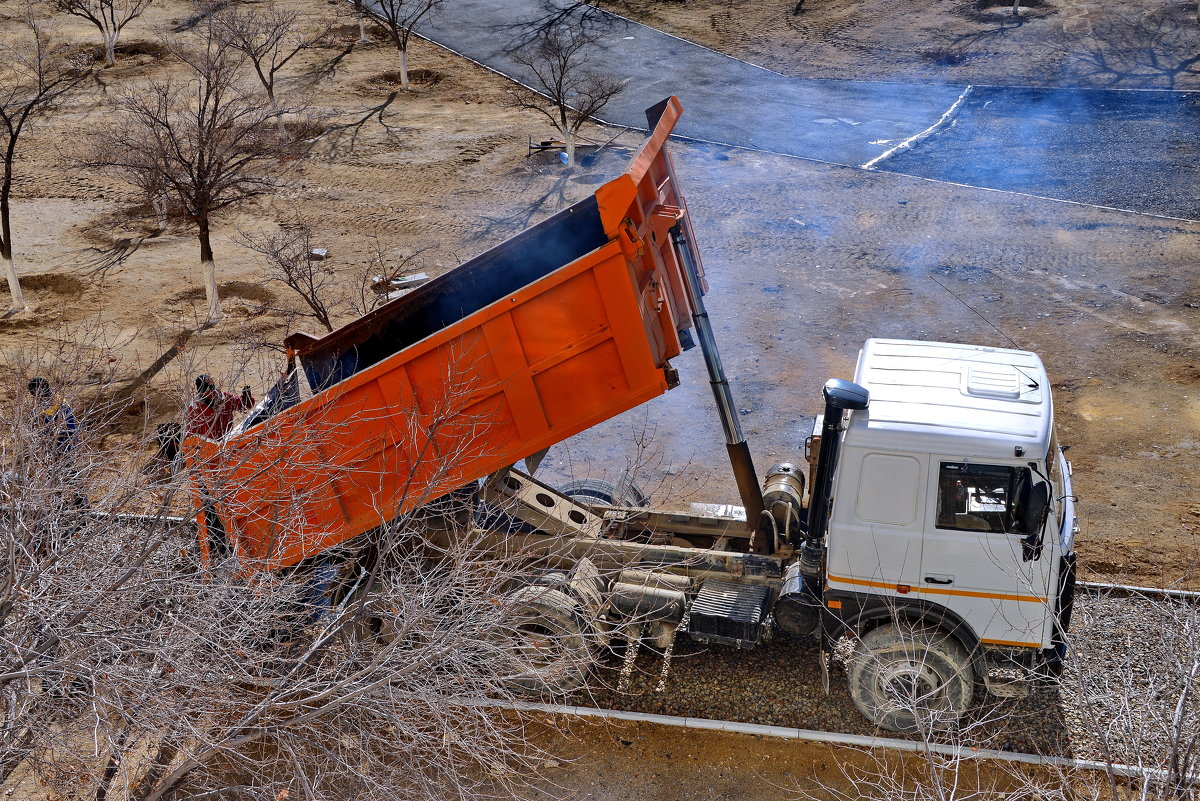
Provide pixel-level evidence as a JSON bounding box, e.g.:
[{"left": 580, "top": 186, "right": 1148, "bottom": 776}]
[{"left": 935, "top": 462, "right": 1027, "bottom": 534}]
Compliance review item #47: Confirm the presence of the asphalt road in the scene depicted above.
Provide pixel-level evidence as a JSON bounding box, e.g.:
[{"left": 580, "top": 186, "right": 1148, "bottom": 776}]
[
  {"left": 415, "top": 0, "right": 1200, "bottom": 219},
  {"left": 879, "top": 86, "right": 1200, "bottom": 219},
  {"left": 418, "top": 0, "right": 966, "bottom": 166}
]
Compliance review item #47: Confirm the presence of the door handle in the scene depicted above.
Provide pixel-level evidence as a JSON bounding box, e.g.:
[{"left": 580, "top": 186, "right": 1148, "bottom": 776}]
[{"left": 923, "top": 575, "right": 954, "bottom": 585}]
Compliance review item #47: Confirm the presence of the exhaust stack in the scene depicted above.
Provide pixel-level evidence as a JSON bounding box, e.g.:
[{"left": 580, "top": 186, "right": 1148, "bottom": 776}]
[{"left": 803, "top": 378, "right": 870, "bottom": 560}]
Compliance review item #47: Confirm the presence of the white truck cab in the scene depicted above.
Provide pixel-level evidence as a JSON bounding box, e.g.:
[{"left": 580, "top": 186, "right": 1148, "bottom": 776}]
[{"left": 818, "top": 340, "right": 1077, "bottom": 728}]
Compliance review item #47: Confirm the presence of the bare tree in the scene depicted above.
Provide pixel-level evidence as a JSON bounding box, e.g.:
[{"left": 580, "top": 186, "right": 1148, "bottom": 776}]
[
  {"left": 88, "top": 33, "right": 285, "bottom": 323},
  {"left": 349, "top": 0, "right": 371, "bottom": 44},
  {"left": 52, "top": 0, "right": 153, "bottom": 67},
  {"left": 238, "top": 215, "right": 339, "bottom": 331},
  {"left": 0, "top": 11, "right": 90, "bottom": 312},
  {"left": 346, "top": 232, "right": 430, "bottom": 316},
  {"left": 509, "top": 23, "right": 626, "bottom": 167},
  {"left": 0, "top": 340, "right": 596, "bottom": 801},
  {"left": 362, "top": 0, "right": 442, "bottom": 90},
  {"left": 212, "top": 2, "right": 328, "bottom": 137},
  {"left": 1065, "top": 589, "right": 1200, "bottom": 800}
]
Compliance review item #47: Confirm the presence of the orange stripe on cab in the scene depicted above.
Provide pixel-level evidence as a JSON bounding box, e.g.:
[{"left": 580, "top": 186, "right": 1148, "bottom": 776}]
[{"left": 826, "top": 573, "right": 1048, "bottom": 604}]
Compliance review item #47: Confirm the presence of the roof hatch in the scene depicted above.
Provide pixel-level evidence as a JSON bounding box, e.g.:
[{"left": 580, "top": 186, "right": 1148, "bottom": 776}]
[{"left": 964, "top": 362, "right": 1023, "bottom": 400}]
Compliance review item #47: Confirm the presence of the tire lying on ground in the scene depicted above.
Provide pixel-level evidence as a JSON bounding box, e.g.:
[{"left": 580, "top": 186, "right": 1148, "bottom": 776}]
[
  {"left": 499, "top": 584, "right": 595, "bottom": 695},
  {"left": 846, "top": 623, "right": 974, "bottom": 733},
  {"left": 560, "top": 478, "right": 649, "bottom": 508}
]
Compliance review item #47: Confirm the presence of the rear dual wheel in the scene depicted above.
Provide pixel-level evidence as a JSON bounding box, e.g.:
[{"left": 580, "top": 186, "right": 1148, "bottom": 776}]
[{"left": 501, "top": 584, "right": 594, "bottom": 695}]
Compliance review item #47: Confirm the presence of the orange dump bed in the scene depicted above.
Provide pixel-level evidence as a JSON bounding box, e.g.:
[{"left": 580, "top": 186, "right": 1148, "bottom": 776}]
[{"left": 185, "top": 97, "right": 706, "bottom": 568}]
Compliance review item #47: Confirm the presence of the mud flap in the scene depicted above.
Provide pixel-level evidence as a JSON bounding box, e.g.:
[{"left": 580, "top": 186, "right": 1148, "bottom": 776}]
[{"left": 820, "top": 649, "right": 831, "bottom": 694}]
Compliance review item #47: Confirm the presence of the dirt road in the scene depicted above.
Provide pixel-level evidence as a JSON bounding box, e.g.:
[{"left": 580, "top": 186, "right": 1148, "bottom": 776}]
[{"left": 546, "top": 141, "right": 1200, "bottom": 589}]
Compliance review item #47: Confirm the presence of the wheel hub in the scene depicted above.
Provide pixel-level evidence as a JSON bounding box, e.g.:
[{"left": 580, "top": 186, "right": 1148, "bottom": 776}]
[{"left": 877, "top": 660, "right": 943, "bottom": 708}]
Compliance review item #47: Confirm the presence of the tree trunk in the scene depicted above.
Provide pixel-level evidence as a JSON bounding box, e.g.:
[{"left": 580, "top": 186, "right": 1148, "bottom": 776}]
[
  {"left": 199, "top": 218, "right": 222, "bottom": 322},
  {"left": 1, "top": 186, "right": 27, "bottom": 311},
  {"left": 104, "top": 32, "right": 117, "bottom": 67},
  {"left": 268, "top": 90, "right": 286, "bottom": 139},
  {"left": 564, "top": 132, "right": 576, "bottom": 167},
  {"left": 152, "top": 194, "right": 168, "bottom": 234},
  {"left": 1011, "top": 0, "right": 1020, "bottom": 16},
  {"left": 1, "top": 253, "right": 24, "bottom": 312},
  {"left": 399, "top": 46, "right": 410, "bottom": 90},
  {"left": 132, "top": 737, "right": 181, "bottom": 801}
]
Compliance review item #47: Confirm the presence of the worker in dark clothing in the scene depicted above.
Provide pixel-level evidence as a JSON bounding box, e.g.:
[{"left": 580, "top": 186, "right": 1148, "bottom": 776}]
[
  {"left": 27, "top": 376, "right": 87, "bottom": 510},
  {"left": 28, "top": 377, "right": 78, "bottom": 455},
  {"left": 185, "top": 374, "right": 254, "bottom": 440}
]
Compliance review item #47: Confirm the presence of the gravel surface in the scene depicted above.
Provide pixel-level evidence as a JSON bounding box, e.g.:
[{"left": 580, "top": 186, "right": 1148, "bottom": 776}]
[{"left": 569, "top": 590, "right": 1199, "bottom": 764}]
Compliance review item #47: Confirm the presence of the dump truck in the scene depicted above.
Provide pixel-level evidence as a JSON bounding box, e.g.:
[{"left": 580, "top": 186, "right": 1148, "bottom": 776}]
[{"left": 184, "top": 97, "right": 1078, "bottom": 732}]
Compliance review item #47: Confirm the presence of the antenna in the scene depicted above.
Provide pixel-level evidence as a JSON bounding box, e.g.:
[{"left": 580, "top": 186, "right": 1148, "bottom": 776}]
[
  {"left": 929, "top": 275, "right": 1042, "bottom": 392},
  {"left": 929, "top": 274, "right": 1023, "bottom": 351}
]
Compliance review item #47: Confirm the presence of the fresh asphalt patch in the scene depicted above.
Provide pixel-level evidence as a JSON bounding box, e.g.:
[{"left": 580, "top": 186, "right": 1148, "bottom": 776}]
[
  {"left": 417, "top": 0, "right": 963, "bottom": 166},
  {"left": 876, "top": 86, "right": 1200, "bottom": 220},
  {"left": 414, "top": 0, "right": 1200, "bottom": 219}
]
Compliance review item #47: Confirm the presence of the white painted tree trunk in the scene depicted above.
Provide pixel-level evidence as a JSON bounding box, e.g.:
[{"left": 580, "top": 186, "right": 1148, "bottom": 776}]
[
  {"left": 564, "top": 133, "right": 576, "bottom": 167},
  {"left": 152, "top": 195, "right": 168, "bottom": 234},
  {"left": 203, "top": 258, "right": 222, "bottom": 322},
  {"left": 3, "top": 254, "right": 27, "bottom": 312},
  {"left": 105, "top": 32, "right": 118, "bottom": 67},
  {"left": 400, "top": 47, "right": 410, "bottom": 90},
  {"left": 269, "top": 94, "right": 286, "bottom": 138}
]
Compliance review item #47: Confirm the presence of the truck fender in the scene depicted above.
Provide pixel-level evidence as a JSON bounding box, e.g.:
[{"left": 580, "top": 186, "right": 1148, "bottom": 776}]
[{"left": 824, "top": 592, "right": 982, "bottom": 674}]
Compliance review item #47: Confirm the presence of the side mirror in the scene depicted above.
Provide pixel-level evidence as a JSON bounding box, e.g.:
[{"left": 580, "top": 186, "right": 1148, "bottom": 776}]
[{"left": 1017, "top": 480, "right": 1051, "bottom": 561}]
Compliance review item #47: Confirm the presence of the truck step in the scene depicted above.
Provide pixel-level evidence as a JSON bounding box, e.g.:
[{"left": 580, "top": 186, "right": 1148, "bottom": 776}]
[{"left": 687, "top": 580, "right": 772, "bottom": 650}]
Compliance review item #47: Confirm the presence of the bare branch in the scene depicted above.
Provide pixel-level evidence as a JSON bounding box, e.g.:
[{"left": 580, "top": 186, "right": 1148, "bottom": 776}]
[
  {"left": 85, "top": 28, "right": 289, "bottom": 323},
  {"left": 52, "top": 0, "right": 154, "bottom": 67},
  {"left": 0, "top": 8, "right": 91, "bottom": 312},
  {"left": 0, "top": 332, "right": 594, "bottom": 801},
  {"left": 237, "top": 215, "right": 338, "bottom": 332},
  {"left": 211, "top": 2, "right": 331, "bottom": 137},
  {"left": 508, "top": 22, "right": 625, "bottom": 166},
  {"left": 360, "top": 0, "right": 443, "bottom": 90}
]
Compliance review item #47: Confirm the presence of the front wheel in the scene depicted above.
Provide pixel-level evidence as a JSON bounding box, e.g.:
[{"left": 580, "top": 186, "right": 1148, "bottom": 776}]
[{"left": 846, "top": 623, "right": 974, "bottom": 733}]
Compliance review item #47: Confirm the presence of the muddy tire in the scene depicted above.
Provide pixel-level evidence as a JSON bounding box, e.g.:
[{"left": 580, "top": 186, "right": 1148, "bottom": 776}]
[
  {"left": 560, "top": 478, "right": 649, "bottom": 508},
  {"left": 846, "top": 624, "right": 974, "bottom": 732},
  {"left": 501, "top": 585, "right": 594, "bottom": 695}
]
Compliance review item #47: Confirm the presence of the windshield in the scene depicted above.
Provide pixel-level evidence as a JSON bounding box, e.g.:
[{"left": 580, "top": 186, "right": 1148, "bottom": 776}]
[{"left": 1046, "top": 427, "right": 1065, "bottom": 529}]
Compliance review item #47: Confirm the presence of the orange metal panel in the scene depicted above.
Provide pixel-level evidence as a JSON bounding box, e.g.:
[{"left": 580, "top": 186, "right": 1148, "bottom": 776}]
[{"left": 185, "top": 97, "right": 704, "bottom": 568}]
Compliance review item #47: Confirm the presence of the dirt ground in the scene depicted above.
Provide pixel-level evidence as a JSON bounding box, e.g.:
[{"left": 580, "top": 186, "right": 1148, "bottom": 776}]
[
  {"left": 0, "top": 0, "right": 622, "bottom": 438},
  {"left": 559, "top": 143, "right": 1200, "bottom": 590},
  {"left": 2, "top": 0, "right": 1199, "bottom": 797},
  {"left": 524, "top": 717, "right": 1074, "bottom": 801},
  {"left": 3, "top": 0, "right": 1195, "bottom": 586},
  {"left": 598, "top": 0, "right": 1200, "bottom": 89}
]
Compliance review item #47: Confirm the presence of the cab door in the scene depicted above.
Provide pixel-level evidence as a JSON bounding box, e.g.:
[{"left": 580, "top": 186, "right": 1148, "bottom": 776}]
[
  {"left": 826, "top": 449, "right": 927, "bottom": 598},
  {"left": 920, "top": 460, "right": 1056, "bottom": 648}
]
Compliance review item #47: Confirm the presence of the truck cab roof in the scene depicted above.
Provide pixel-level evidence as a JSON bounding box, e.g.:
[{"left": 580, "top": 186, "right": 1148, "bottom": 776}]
[{"left": 845, "top": 339, "right": 1052, "bottom": 461}]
